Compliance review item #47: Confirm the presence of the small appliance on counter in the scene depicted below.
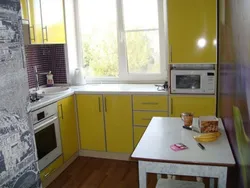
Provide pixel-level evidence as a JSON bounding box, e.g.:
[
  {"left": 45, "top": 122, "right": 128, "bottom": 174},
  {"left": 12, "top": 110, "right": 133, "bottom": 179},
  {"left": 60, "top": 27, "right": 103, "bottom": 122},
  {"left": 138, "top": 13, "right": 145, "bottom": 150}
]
[
  {"left": 74, "top": 67, "right": 86, "bottom": 85},
  {"left": 171, "top": 69, "right": 215, "bottom": 94}
]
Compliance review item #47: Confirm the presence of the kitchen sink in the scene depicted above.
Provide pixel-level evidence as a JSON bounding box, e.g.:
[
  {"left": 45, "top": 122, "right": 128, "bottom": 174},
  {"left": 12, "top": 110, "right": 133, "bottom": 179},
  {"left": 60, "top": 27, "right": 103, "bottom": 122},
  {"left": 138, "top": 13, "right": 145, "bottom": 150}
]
[{"left": 36, "top": 86, "right": 71, "bottom": 95}]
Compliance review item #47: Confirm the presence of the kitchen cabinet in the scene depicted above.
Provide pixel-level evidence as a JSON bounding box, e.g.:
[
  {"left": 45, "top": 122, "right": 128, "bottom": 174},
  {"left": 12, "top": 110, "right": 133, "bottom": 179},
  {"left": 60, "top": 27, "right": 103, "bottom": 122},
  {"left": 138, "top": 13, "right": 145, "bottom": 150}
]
[
  {"left": 134, "top": 126, "right": 147, "bottom": 147},
  {"left": 104, "top": 95, "right": 133, "bottom": 153},
  {"left": 170, "top": 96, "right": 216, "bottom": 117},
  {"left": 133, "top": 95, "right": 168, "bottom": 111},
  {"left": 20, "top": 0, "right": 29, "bottom": 20},
  {"left": 133, "top": 111, "right": 168, "bottom": 126},
  {"left": 77, "top": 95, "right": 106, "bottom": 151},
  {"left": 40, "top": 0, "right": 66, "bottom": 43},
  {"left": 58, "top": 96, "right": 78, "bottom": 162},
  {"left": 40, "top": 155, "right": 63, "bottom": 182},
  {"left": 168, "top": 0, "right": 216, "bottom": 63},
  {"left": 28, "top": 0, "right": 43, "bottom": 44}
]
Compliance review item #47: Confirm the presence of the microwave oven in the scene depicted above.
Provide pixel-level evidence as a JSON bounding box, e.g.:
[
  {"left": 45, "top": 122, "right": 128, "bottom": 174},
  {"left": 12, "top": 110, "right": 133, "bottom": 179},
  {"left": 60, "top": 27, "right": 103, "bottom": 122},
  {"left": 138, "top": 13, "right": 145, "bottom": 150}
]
[{"left": 171, "top": 70, "right": 215, "bottom": 94}]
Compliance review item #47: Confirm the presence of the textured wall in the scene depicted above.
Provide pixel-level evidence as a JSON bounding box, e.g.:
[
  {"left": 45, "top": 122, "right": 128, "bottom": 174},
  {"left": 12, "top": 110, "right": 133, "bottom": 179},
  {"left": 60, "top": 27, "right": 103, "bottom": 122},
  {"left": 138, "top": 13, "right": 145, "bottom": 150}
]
[
  {"left": 218, "top": 0, "right": 250, "bottom": 187},
  {"left": 25, "top": 44, "right": 67, "bottom": 89},
  {"left": 0, "top": 0, "right": 40, "bottom": 187}
]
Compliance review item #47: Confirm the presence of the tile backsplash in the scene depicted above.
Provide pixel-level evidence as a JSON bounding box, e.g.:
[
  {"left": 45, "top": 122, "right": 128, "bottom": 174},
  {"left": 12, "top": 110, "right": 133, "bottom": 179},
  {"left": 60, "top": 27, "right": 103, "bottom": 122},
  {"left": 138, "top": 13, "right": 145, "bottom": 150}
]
[{"left": 25, "top": 44, "right": 67, "bottom": 89}]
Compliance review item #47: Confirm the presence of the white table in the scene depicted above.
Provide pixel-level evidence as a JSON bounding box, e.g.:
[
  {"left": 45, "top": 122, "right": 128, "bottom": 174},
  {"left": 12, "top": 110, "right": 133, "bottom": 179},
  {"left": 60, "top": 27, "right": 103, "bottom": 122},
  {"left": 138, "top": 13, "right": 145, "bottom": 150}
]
[{"left": 131, "top": 117, "right": 235, "bottom": 188}]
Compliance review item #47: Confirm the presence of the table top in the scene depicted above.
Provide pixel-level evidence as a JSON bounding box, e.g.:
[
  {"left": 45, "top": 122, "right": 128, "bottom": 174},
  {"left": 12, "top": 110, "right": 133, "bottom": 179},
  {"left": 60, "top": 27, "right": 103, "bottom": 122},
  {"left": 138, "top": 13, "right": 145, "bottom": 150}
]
[{"left": 131, "top": 117, "right": 236, "bottom": 167}]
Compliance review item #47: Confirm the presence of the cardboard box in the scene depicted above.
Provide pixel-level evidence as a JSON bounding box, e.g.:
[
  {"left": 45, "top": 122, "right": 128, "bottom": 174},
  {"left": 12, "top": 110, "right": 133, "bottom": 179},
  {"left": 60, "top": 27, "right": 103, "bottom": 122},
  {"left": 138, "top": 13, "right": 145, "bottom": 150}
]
[{"left": 199, "top": 116, "right": 218, "bottom": 133}]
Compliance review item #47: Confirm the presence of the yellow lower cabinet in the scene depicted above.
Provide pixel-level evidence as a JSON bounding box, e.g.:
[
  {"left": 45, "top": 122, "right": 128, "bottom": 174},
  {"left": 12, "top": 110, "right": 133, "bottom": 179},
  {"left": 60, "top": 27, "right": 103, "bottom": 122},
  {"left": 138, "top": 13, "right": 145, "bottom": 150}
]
[
  {"left": 134, "top": 126, "right": 147, "bottom": 148},
  {"left": 133, "top": 95, "right": 168, "bottom": 111},
  {"left": 77, "top": 95, "right": 106, "bottom": 151},
  {"left": 133, "top": 111, "right": 168, "bottom": 126},
  {"left": 58, "top": 96, "right": 78, "bottom": 162},
  {"left": 105, "top": 95, "right": 133, "bottom": 153},
  {"left": 170, "top": 96, "right": 216, "bottom": 117},
  {"left": 40, "top": 156, "right": 63, "bottom": 182}
]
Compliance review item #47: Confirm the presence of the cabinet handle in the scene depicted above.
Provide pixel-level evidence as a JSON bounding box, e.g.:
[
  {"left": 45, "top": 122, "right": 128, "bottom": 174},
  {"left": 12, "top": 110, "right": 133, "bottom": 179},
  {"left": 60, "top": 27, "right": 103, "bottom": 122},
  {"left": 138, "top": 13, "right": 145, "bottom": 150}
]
[
  {"left": 171, "top": 98, "right": 173, "bottom": 115},
  {"left": 29, "top": 25, "right": 35, "bottom": 41},
  {"left": 98, "top": 97, "right": 101, "bottom": 112},
  {"left": 170, "top": 45, "right": 172, "bottom": 63},
  {"left": 43, "top": 26, "right": 48, "bottom": 41},
  {"left": 142, "top": 118, "right": 151, "bottom": 121},
  {"left": 44, "top": 168, "right": 55, "bottom": 178},
  {"left": 60, "top": 104, "right": 64, "bottom": 119},
  {"left": 104, "top": 97, "right": 107, "bottom": 112},
  {"left": 142, "top": 102, "right": 158, "bottom": 105}
]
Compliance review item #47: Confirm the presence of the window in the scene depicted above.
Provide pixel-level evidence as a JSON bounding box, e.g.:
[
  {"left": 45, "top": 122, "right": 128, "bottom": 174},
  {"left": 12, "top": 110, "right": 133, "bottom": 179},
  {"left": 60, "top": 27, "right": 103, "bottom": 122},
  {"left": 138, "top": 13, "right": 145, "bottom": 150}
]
[{"left": 77, "top": 0, "right": 167, "bottom": 81}]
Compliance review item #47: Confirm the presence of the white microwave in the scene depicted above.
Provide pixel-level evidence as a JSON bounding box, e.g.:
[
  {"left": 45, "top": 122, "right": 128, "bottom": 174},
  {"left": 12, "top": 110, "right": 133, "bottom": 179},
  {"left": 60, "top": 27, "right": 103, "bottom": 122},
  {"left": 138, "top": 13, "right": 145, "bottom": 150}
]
[{"left": 171, "top": 70, "right": 216, "bottom": 94}]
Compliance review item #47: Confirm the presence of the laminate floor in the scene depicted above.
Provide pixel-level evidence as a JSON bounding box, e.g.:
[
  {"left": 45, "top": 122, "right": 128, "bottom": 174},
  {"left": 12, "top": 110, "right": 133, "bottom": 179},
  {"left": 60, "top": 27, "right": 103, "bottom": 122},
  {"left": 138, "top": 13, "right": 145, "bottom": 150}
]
[{"left": 47, "top": 157, "right": 211, "bottom": 188}]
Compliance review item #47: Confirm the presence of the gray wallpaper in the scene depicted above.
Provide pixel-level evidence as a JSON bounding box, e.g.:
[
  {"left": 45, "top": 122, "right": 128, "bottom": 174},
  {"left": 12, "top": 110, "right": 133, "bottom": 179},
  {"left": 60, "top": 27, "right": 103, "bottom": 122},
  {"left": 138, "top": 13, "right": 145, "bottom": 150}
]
[{"left": 0, "top": 0, "right": 40, "bottom": 187}]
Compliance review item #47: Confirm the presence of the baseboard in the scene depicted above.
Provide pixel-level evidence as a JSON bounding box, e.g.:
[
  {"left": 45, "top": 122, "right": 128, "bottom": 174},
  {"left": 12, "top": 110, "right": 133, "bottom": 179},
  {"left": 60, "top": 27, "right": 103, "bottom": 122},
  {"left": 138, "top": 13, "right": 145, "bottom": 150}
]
[
  {"left": 42, "top": 152, "right": 78, "bottom": 188},
  {"left": 79, "top": 150, "right": 132, "bottom": 161}
]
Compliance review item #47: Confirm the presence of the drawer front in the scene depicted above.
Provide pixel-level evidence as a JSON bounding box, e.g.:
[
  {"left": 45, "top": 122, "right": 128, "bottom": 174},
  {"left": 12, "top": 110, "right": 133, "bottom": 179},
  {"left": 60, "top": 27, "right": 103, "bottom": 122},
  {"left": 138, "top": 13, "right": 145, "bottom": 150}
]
[
  {"left": 133, "top": 95, "right": 168, "bottom": 111},
  {"left": 134, "top": 111, "right": 168, "bottom": 126},
  {"left": 40, "top": 156, "right": 63, "bottom": 182},
  {"left": 134, "top": 126, "right": 147, "bottom": 147}
]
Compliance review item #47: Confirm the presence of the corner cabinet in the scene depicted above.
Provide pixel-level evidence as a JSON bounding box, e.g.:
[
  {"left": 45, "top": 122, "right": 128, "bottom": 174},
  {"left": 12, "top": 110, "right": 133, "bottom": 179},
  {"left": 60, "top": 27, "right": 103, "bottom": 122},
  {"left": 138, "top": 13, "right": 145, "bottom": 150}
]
[
  {"left": 21, "top": 0, "right": 66, "bottom": 44},
  {"left": 77, "top": 95, "right": 106, "bottom": 151},
  {"left": 104, "top": 95, "right": 133, "bottom": 153},
  {"left": 170, "top": 96, "right": 216, "bottom": 117},
  {"left": 40, "top": 0, "right": 66, "bottom": 43},
  {"left": 168, "top": 0, "right": 216, "bottom": 63},
  {"left": 58, "top": 96, "right": 78, "bottom": 162}
]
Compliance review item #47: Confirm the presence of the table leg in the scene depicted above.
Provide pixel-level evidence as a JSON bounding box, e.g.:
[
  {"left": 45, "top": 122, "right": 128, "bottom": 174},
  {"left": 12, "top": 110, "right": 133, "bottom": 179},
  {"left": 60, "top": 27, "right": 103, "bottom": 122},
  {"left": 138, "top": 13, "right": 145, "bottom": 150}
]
[
  {"left": 209, "top": 178, "right": 215, "bottom": 188},
  {"left": 218, "top": 167, "right": 227, "bottom": 188},
  {"left": 157, "top": 174, "right": 162, "bottom": 180},
  {"left": 139, "top": 161, "right": 147, "bottom": 188}
]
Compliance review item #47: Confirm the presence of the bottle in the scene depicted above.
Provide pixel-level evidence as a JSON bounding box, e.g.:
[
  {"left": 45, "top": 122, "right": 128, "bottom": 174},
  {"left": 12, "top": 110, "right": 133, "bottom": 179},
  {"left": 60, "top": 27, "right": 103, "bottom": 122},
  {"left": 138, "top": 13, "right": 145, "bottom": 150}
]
[{"left": 47, "top": 71, "right": 54, "bottom": 87}]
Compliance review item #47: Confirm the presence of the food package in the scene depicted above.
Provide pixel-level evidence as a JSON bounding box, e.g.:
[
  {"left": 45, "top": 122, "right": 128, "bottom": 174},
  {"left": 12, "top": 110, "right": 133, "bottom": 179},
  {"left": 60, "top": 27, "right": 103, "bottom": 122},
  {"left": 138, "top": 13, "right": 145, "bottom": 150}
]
[{"left": 199, "top": 116, "right": 218, "bottom": 133}]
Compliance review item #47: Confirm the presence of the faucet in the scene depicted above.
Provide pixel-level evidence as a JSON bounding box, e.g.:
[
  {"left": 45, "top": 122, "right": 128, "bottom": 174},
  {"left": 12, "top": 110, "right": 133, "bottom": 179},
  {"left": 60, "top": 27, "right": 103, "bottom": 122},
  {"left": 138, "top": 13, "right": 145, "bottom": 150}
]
[{"left": 34, "top": 66, "right": 48, "bottom": 91}]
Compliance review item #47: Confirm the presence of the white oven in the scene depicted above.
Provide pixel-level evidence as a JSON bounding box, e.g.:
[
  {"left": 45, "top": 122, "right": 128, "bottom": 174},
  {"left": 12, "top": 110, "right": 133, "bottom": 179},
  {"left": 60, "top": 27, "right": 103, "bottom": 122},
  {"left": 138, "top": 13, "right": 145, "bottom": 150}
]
[
  {"left": 171, "top": 70, "right": 215, "bottom": 94},
  {"left": 32, "top": 103, "right": 62, "bottom": 171}
]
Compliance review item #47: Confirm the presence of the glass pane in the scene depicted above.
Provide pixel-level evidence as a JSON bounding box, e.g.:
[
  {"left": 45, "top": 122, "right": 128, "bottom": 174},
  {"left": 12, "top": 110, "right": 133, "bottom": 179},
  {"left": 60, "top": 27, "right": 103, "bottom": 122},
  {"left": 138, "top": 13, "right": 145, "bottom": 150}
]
[
  {"left": 123, "top": 0, "right": 159, "bottom": 30},
  {"left": 79, "top": 0, "right": 118, "bottom": 77},
  {"left": 126, "top": 31, "right": 160, "bottom": 73},
  {"left": 35, "top": 124, "right": 57, "bottom": 160},
  {"left": 176, "top": 75, "right": 201, "bottom": 89}
]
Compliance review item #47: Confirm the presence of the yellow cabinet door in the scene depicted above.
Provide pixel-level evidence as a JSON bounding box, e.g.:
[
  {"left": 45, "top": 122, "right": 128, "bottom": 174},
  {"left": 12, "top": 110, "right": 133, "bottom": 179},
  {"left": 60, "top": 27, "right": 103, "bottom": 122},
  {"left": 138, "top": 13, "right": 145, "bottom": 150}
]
[
  {"left": 20, "top": 0, "right": 29, "bottom": 20},
  {"left": 105, "top": 95, "right": 133, "bottom": 153},
  {"left": 168, "top": 0, "right": 216, "bottom": 63},
  {"left": 134, "top": 126, "right": 147, "bottom": 148},
  {"left": 77, "top": 95, "right": 106, "bottom": 151},
  {"left": 58, "top": 96, "right": 78, "bottom": 162},
  {"left": 170, "top": 96, "right": 216, "bottom": 117},
  {"left": 40, "top": 155, "right": 63, "bottom": 182},
  {"left": 28, "top": 0, "right": 43, "bottom": 44},
  {"left": 40, "top": 0, "right": 66, "bottom": 43}
]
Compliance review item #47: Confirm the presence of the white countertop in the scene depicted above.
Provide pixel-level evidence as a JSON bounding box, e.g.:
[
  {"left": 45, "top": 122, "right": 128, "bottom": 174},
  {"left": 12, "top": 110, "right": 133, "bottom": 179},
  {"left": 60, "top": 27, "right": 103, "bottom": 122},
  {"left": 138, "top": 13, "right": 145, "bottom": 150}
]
[
  {"left": 30, "top": 84, "right": 168, "bottom": 111},
  {"left": 131, "top": 117, "right": 235, "bottom": 166}
]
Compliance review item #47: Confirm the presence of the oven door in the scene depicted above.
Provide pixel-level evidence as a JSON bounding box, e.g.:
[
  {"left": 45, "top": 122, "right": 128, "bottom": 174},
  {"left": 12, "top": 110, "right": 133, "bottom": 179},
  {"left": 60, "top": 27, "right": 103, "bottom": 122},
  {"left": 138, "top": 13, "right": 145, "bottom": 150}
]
[
  {"left": 34, "top": 116, "right": 62, "bottom": 170},
  {"left": 171, "top": 71, "right": 202, "bottom": 94}
]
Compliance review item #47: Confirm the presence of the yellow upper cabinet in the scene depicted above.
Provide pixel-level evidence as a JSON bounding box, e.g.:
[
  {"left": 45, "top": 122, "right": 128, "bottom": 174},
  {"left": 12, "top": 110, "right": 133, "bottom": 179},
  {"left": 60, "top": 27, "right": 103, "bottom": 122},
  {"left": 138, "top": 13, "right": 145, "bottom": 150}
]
[
  {"left": 40, "top": 0, "right": 66, "bottom": 44},
  {"left": 77, "top": 95, "right": 106, "bottom": 151},
  {"left": 168, "top": 0, "right": 216, "bottom": 63},
  {"left": 28, "top": 0, "right": 43, "bottom": 44},
  {"left": 20, "top": 0, "right": 29, "bottom": 20},
  {"left": 104, "top": 95, "right": 133, "bottom": 153},
  {"left": 58, "top": 96, "right": 78, "bottom": 162},
  {"left": 170, "top": 96, "right": 216, "bottom": 117}
]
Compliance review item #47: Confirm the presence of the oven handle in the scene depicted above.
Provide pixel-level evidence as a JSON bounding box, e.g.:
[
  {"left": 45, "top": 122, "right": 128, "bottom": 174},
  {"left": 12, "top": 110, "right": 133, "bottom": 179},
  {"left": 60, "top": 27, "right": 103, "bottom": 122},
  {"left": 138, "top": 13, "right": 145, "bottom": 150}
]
[{"left": 34, "top": 116, "right": 58, "bottom": 133}]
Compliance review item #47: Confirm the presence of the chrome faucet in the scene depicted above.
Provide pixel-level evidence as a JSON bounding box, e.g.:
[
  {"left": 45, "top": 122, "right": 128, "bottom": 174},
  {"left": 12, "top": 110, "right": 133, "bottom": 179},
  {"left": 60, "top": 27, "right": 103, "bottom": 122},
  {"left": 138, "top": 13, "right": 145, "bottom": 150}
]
[{"left": 34, "top": 66, "right": 48, "bottom": 91}]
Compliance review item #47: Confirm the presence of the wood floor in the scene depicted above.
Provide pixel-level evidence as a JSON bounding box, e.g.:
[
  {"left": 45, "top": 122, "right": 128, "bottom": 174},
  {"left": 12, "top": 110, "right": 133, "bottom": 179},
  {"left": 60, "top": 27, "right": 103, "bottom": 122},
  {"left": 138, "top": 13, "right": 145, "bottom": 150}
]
[{"left": 47, "top": 157, "right": 211, "bottom": 188}]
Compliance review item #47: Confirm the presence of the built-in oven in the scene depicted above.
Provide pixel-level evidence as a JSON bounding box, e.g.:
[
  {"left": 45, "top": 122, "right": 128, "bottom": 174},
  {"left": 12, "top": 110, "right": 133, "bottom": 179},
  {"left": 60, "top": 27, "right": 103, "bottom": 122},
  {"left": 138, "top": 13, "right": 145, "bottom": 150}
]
[{"left": 32, "top": 103, "right": 62, "bottom": 171}]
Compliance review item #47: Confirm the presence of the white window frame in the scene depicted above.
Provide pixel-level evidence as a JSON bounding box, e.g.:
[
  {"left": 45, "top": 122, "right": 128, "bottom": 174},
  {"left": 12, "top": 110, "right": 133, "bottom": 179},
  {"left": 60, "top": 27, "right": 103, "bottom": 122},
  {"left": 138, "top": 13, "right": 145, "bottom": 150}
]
[{"left": 75, "top": 0, "right": 168, "bottom": 83}]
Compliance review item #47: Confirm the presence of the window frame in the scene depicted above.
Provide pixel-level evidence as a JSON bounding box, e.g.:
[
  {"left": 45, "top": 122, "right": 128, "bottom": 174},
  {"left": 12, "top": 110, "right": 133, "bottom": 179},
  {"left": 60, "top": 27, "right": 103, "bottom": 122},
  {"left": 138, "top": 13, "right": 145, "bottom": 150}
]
[{"left": 75, "top": 0, "right": 168, "bottom": 83}]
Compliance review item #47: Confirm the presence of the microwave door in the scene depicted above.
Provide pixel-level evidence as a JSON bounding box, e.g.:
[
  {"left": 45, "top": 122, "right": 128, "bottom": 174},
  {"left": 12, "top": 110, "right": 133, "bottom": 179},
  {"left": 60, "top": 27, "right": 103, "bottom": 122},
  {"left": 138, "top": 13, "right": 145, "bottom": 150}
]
[{"left": 175, "top": 75, "right": 201, "bottom": 90}]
